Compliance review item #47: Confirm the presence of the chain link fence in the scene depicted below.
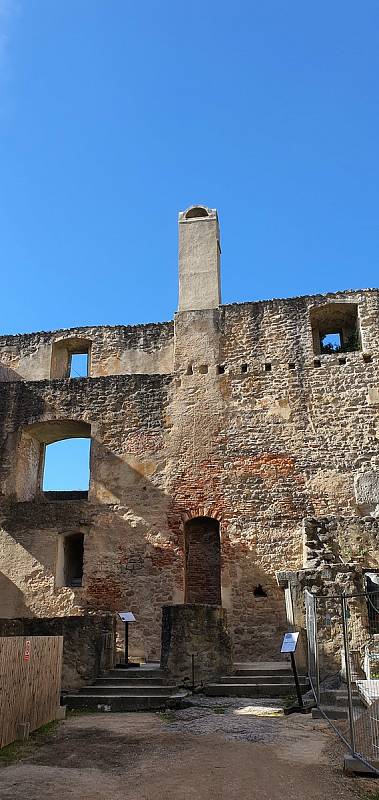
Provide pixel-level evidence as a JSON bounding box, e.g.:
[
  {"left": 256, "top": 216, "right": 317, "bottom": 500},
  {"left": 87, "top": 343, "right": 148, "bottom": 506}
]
[{"left": 305, "top": 587, "right": 379, "bottom": 775}]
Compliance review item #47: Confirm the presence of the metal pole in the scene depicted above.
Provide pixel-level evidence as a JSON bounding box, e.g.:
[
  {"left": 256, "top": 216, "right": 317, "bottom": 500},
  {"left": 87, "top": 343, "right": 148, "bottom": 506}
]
[
  {"left": 341, "top": 593, "right": 356, "bottom": 756},
  {"left": 315, "top": 596, "right": 320, "bottom": 704},
  {"left": 290, "top": 651, "right": 304, "bottom": 708},
  {"left": 124, "top": 621, "right": 129, "bottom": 666}
]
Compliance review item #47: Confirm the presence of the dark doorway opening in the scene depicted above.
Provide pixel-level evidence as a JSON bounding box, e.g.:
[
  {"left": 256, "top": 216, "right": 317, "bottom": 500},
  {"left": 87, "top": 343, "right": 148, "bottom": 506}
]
[{"left": 64, "top": 533, "right": 84, "bottom": 587}]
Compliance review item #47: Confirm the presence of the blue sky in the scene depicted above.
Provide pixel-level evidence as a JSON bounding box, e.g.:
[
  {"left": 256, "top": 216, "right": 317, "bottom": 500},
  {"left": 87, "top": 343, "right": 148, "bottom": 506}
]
[
  {"left": 1, "top": 2, "right": 378, "bottom": 488},
  {"left": 1, "top": 1, "right": 378, "bottom": 338}
]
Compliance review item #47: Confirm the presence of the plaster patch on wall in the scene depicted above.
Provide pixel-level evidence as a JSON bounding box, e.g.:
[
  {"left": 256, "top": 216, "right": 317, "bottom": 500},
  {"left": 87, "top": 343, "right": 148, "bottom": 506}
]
[
  {"left": 367, "top": 387, "right": 379, "bottom": 405},
  {"left": 306, "top": 470, "right": 353, "bottom": 513},
  {"left": 354, "top": 471, "right": 379, "bottom": 515},
  {"left": 255, "top": 397, "right": 291, "bottom": 421}
]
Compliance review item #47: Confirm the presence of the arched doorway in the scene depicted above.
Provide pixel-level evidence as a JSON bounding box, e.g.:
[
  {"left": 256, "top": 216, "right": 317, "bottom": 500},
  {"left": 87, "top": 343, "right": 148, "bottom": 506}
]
[{"left": 184, "top": 516, "right": 221, "bottom": 604}]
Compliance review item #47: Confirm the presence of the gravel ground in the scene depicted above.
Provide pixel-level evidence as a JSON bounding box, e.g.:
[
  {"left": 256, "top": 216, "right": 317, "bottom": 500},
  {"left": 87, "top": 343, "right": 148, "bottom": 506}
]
[
  {"left": 0, "top": 700, "right": 378, "bottom": 800},
  {"left": 163, "top": 695, "right": 286, "bottom": 742}
]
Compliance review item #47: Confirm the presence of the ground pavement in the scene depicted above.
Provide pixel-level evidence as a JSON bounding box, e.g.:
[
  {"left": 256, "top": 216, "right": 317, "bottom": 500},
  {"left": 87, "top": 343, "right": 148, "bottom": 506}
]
[{"left": 0, "top": 696, "right": 377, "bottom": 800}]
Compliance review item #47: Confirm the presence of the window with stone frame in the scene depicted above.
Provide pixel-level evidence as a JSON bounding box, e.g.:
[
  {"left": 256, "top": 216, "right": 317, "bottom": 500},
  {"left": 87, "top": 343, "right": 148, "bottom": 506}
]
[{"left": 310, "top": 303, "right": 361, "bottom": 356}]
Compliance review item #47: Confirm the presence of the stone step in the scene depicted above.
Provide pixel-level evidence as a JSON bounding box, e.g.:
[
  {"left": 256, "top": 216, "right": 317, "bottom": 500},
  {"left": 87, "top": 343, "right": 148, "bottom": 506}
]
[
  {"left": 234, "top": 662, "right": 292, "bottom": 676},
  {"left": 108, "top": 668, "right": 163, "bottom": 679},
  {"left": 78, "top": 684, "right": 177, "bottom": 696},
  {"left": 234, "top": 668, "right": 292, "bottom": 677},
  {"left": 320, "top": 690, "right": 363, "bottom": 708},
  {"left": 65, "top": 692, "right": 186, "bottom": 713},
  {"left": 94, "top": 676, "right": 167, "bottom": 686},
  {"left": 312, "top": 706, "right": 348, "bottom": 720},
  {"left": 204, "top": 682, "right": 309, "bottom": 698},
  {"left": 218, "top": 674, "right": 308, "bottom": 685}
]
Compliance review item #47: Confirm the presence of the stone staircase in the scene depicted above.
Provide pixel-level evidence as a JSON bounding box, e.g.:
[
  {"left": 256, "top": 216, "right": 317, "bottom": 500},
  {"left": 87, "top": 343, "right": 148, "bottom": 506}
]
[
  {"left": 312, "top": 687, "right": 364, "bottom": 720},
  {"left": 204, "top": 661, "right": 310, "bottom": 698},
  {"left": 64, "top": 663, "right": 188, "bottom": 712}
]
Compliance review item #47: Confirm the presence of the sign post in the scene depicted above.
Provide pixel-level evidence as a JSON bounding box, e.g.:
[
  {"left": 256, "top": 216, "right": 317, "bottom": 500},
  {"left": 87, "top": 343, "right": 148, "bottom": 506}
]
[
  {"left": 281, "top": 631, "right": 309, "bottom": 714},
  {"left": 118, "top": 612, "right": 136, "bottom": 667}
]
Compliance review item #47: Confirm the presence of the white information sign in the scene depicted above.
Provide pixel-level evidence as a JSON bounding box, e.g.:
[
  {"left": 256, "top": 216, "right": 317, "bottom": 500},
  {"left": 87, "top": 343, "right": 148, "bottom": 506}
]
[
  {"left": 118, "top": 612, "right": 136, "bottom": 623},
  {"left": 281, "top": 631, "right": 299, "bottom": 654}
]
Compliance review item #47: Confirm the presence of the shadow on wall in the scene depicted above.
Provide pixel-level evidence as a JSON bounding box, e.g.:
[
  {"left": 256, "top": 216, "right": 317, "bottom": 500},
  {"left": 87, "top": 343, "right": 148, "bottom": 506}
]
[
  {"left": 0, "top": 365, "right": 24, "bottom": 382},
  {"left": 0, "top": 572, "right": 32, "bottom": 617},
  {"left": 222, "top": 530, "right": 288, "bottom": 659}
]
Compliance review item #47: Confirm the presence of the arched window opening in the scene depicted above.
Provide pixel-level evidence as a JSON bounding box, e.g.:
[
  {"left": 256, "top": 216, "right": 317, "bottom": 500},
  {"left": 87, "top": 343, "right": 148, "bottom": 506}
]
[
  {"left": 184, "top": 516, "right": 221, "bottom": 604},
  {"left": 43, "top": 438, "right": 91, "bottom": 494},
  {"left": 57, "top": 533, "right": 84, "bottom": 588},
  {"left": 51, "top": 337, "right": 92, "bottom": 379},
  {"left": 185, "top": 206, "right": 209, "bottom": 219}
]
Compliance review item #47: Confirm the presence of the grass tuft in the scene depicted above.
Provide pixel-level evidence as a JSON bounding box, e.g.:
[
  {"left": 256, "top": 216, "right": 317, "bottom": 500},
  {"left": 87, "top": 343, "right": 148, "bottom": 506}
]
[{"left": 0, "top": 720, "right": 59, "bottom": 766}]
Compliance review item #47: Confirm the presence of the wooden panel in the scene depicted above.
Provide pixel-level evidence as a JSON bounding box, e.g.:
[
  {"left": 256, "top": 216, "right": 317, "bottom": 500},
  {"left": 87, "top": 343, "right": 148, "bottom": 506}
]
[{"left": 0, "top": 636, "right": 63, "bottom": 748}]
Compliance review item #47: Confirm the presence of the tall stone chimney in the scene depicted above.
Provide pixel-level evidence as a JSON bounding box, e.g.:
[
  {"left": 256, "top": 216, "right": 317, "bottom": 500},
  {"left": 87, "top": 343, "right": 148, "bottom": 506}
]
[{"left": 178, "top": 206, "right": 221, "bottom": 312}]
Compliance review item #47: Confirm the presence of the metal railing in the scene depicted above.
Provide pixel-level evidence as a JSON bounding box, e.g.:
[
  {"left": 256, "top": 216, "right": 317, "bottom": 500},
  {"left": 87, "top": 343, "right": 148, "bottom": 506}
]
[{"left": 305, "top": 588, "right": 379, "bottom": 775}]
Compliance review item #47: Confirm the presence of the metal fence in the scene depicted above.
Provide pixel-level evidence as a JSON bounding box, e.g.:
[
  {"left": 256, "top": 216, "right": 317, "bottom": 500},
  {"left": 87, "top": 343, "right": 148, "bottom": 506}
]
[{"left": 305, "top": 588, "right": 379, "bottom": 775}]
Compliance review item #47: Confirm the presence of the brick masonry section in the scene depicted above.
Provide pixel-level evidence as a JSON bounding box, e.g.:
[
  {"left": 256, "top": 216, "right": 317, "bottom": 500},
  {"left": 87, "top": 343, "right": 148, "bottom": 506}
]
[{"left": 184, "top": 517, "right": 221, "bottom": 604}]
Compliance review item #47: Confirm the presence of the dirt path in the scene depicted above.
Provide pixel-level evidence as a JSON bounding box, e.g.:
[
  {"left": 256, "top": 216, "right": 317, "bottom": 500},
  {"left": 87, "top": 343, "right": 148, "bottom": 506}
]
[{"left": 0, "top": 700, "right": 376, "bottom": 800}]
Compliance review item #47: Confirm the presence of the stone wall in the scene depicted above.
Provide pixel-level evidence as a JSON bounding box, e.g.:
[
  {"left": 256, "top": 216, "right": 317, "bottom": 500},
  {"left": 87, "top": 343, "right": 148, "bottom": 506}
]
[
  {"left": 161, "top": 604, "right": 233, "bottom": 684},
  {"left": 279, "top": 564, "right": 372, "bottom": 676},
  {"left": 0, "top": 321, "right": 174, "bottom": 381},
  {"left": 0, "top": 284, "right": 379, "bottom": 662},
  {"left": 303, "top": 516, "right": 379, "bottom": 570}
]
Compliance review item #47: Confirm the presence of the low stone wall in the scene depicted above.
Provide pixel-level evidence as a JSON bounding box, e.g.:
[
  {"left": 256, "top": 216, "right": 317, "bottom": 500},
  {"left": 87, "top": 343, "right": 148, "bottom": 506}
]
[
  {"left": 0, "top": 614, "right": 116, "bottom": 689},
  {"left": 160, "top": 604, "right": 233, "bottom": 685}
]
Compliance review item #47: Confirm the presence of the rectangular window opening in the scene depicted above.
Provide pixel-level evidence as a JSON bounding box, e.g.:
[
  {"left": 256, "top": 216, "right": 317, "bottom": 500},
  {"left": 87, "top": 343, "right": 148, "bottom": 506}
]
[
  {"left": 264, "top": 363, "right": 272, "bottom": 372},
  {"left": 43, "top": 438, "right": 90, "bottom": 495},
  {"left": 320, "top": 332, "right": 342, "bottom": 354},
  {"left": 217, "top": 365, "right": 225, "bottom": 375},
  {"left": 241, "top": 364, "right": 248, "bottom": 373},
  {"left": 64, "top": 534, "right": 84, "bottom": 587},
  {"left": 69, "top": 352, "right": 89, "bottom": 378},
  {"left": 311, "top": 303, "right": 361, "bottom": 356}
]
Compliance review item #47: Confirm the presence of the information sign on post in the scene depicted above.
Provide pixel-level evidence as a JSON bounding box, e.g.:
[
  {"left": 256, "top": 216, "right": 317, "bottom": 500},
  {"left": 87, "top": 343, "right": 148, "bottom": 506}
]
[
  {"left": 119, "top": 612, "right": 136, "bottom": 624},
  {"left": 280, "top": 631, "right": 299, "bottom": 654},
  {"left": 118, "top": 612, "right": 136, "bottom": 667},
  {"left": 281, "top": 631, "right": 304, "bottom": 712}
]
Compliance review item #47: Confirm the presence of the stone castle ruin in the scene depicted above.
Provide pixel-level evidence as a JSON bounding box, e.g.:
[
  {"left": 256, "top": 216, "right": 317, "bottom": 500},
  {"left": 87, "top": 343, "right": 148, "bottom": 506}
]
[{"left": 1, "top": 205, "right": 379, "bottom": 668}]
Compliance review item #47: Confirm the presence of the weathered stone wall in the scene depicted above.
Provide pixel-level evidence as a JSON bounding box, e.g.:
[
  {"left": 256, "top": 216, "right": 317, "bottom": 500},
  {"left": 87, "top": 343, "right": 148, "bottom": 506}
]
[
  {"left": 279, "top": 564, "right": 371, "bottom": 676},
  {"left": 303, "top": 516, "right": 379, "bottom": 569},
  {"left": 0, "top": 321, "right": 174, "bottom": 381},
  {"left": 161, "top": 604, "right": 233, "bottom": 684},
  {"left": 0, "top": 285, "right": 379, "bottom": 662}
]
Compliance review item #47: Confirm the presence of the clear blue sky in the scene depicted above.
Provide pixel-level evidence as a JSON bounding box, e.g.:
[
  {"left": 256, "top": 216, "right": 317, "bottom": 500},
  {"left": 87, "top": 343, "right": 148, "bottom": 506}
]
[
  {"left": 1, "top": 1, "right": 378, "bottom": 338},
  {"left": 1, "top": 2, "right": 378, "bottom": 489}
]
